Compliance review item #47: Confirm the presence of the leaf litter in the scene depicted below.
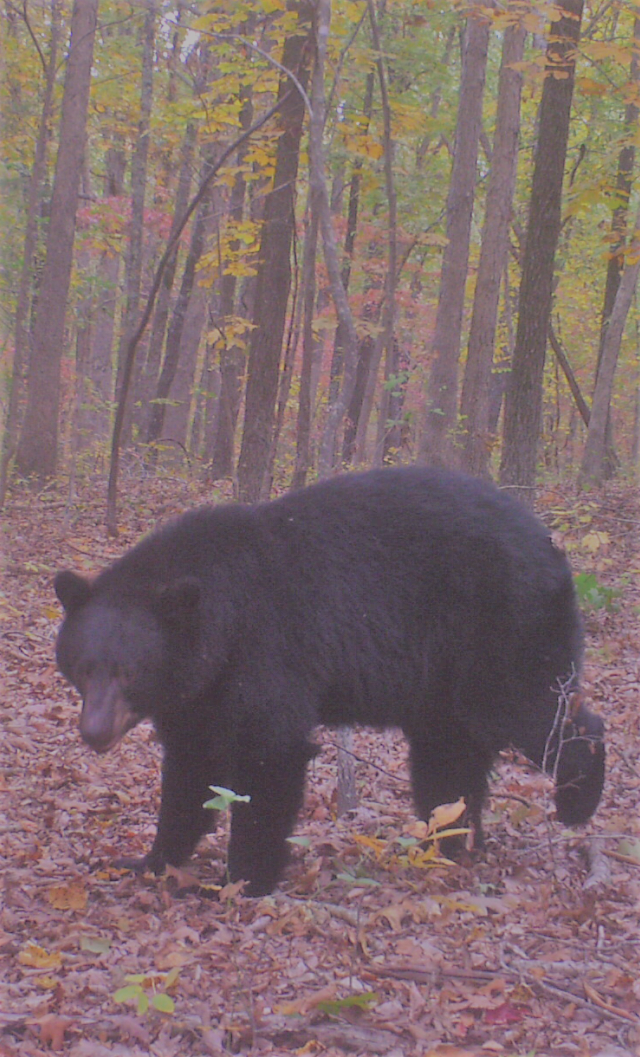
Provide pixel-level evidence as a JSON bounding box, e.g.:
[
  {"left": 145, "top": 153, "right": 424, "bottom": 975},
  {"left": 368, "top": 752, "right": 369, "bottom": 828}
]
[{"left": 1, "top": 473, "right": 640, "bottom": 1056}]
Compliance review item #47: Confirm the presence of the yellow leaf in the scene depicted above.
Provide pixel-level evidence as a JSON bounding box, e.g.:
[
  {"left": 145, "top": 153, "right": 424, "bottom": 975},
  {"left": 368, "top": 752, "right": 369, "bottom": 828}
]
[
  {"left": 427, "top": 798, "right": 466, "bottom": 835},
  {"left": 47, "top": 883, "right": 88, "bottom": 911},
  {"left": 36, "top": 975, "right": 59, "bottom": 990},
  {"left": 18, "top": 944, "right": 62, "bottom": 970},
  {"left": 581, "top": 531, "right": 609, "bottom": 553},
  {"left": 353, "top": 834, "right": 387, "bottom": 856}
]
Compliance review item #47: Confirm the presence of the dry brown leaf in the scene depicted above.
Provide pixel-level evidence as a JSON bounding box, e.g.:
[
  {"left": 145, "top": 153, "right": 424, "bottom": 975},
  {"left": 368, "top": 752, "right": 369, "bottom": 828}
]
[
  {"left": 37, "top": 1014, "right": 72, "bottom": 1051},
  {"left": 276, "top": 982, "right": 337, "bottom": 1015}
]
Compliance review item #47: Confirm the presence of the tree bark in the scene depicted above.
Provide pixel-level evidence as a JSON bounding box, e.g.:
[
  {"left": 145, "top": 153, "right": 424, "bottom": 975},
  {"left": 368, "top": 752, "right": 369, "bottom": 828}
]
[
  {"left": 163, "top": 283, "right": 207, "bottom": 448},
  {"left": 592, "top": 15, "right": 640, "bottom": 478},
  {"left": 15, "top": 0, "right": 98, "bottom": 480},
  {"left": 140, "top": 122, "right": 197, "bottom": 429},
  {"left": 579, "top": 205, "right": 640, "bottom": 487},
  {"left": 208, "top": 92, "right": 253, "bottom": 481},
  {"left": 0, "top": 0, "right": 62, "bottom": 504},
  {"left": 369, "top": 0, "right": 398, "bottom": 469},
  {"left": 500, "top": 0, "right": 584, "bottom": 502},
  {"left": 292, "top": 202, "right": 320, "bottom": 489},
  {"left": 146, "top": 152, "right": 215, "bottom": 448},
  {"left": 459, "top": 15, "right": 525, "bottom": 477},
  {"left": 314, "top": 0, "right": 361, "bottom": 478},
  {"left": 86, "top": 147, "right": 126, "bottom": 443},
  {"left": 420, "top": 1, "right": 492, "bottom": 467},
  {"left": 236, "top": 10, "right": 312, "bottom": 501},
  {"left": 113, "top": 0, "right": 156, "bottom": 419},
  {"left": 327, "top": 71, "right": 374, "bottom": 413}
]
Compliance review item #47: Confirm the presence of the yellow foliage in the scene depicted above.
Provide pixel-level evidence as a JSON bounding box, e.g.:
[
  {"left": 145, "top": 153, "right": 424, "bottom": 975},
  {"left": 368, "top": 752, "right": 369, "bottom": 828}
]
[
  {"left": 47, "top": 882, "right": 88, "bottom": 910},
  {"left": 580, "top": 531, "right": 610, "bottom": 554},
  {"left": 18, "top": 943, "right": 62, "bottom": 970}
]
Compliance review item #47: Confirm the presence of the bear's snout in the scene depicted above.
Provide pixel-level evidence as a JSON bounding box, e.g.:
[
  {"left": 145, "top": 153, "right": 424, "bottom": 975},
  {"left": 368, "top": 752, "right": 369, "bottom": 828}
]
[{"left": 80, "top": 677, "right": 137, "bottom": 753}]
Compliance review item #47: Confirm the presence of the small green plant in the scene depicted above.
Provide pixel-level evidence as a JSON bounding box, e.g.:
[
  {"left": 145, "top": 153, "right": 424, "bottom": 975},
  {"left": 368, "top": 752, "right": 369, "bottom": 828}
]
[
  {"left": 113, "top": 967, "right": 180, "bottom": 1015},
  {"left": 203, "top": 785, "right": 251, "bottom": 812},
  {"left": 574, "top": 572, "right": 620, "bottom": 613}
]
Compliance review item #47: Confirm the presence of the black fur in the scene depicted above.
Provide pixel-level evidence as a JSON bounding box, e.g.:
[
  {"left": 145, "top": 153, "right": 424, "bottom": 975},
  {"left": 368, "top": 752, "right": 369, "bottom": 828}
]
[{"left": 54, "top": 467, "right": 605, "bottom": 895}]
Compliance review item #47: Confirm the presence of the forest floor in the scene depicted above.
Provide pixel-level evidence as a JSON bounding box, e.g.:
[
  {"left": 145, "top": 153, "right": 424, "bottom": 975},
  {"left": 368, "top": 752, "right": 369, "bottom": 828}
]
[{"left": 1, "top": 468, "right": 640, "bottom": 1057}]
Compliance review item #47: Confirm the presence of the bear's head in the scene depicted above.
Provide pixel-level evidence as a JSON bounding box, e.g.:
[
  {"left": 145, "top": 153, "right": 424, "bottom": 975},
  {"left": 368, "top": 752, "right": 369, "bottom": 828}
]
[{"left": 54, "top": 570, "right": 201, "bottom": 753}]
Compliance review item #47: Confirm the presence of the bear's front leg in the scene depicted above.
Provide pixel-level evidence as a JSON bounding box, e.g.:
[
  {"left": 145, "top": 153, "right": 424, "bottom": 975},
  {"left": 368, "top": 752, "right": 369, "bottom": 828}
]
[
  {"left": 118, "top": 743, "right": 217, "bottom": 874},
  {"left": 227, "top": 744, "right": 313, "bottom": 896}
]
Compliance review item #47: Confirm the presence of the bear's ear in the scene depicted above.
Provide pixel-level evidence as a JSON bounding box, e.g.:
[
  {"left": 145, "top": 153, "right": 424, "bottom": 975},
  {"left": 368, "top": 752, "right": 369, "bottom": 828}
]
[
  {"left": 157, "top": 576, "right": 201, "bottom": 629},
  {"left": 54, "top": 570, "right": 92, "bottom": 612}
]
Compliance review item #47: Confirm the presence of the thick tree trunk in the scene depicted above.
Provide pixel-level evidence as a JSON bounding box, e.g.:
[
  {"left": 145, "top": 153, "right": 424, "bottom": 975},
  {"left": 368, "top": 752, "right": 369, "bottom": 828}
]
[
  {"left": 420, "top": 1, "right": 491, "bottom": 467},
  {"left": 499, "top": 0, "right": 584, "bottom": 503},
  {"left": 237, "top": 14, "right": 311, "bottom": 501},
  {"left": 0, "top": 0, "right": 62, "bottom": 504},
  {"left": 15, "top": 0, "right": 98, "bottom": 480},
  {"left": 459, "top": 16, "right": 525, "bottom": 477}
]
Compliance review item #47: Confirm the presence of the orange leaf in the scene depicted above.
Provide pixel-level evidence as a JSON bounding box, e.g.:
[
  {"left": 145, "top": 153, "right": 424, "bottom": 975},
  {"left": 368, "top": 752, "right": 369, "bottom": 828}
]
[{"left": 38, "top": 1014, "right": 72, "bottom": 1051}]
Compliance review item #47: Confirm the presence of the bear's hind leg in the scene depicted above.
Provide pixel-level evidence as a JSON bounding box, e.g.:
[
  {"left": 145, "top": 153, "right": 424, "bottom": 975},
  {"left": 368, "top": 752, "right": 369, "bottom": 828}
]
[{"left": 406, "top": 727, "right": 493, "bottom": 849}]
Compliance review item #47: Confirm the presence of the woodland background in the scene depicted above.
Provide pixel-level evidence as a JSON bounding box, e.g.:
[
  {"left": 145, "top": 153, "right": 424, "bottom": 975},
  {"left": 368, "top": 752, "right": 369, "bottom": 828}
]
[
  {"left": 3, "top": 0, "right": 640, "bottom": 506},
  {"left": 3, "top": 1, "right": 640, "bottom": 1055}
]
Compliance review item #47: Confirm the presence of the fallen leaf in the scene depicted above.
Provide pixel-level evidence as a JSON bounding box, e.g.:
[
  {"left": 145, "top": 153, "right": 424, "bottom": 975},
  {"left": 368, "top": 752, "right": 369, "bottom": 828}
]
[
  {"left": 18, "top": 943, "right": 62, "bottom": 970},
  {"left": 47, "top": 882, "right": 88, "bottom": 910},
  {"left": 38, "top": 1014, "right": 72, "bottom": 1051},
  {"left": 427, "top": 798, "right": 467, "bottom": 835}
]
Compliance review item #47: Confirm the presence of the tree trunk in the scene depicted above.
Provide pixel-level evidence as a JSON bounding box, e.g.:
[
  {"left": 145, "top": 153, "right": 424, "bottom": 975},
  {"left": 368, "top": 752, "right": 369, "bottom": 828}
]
[
  {"left": 236, "top": 12, "right": 312, "bottom": 501},
  {"left": 208, "top": 92, "right": 253, "bottom": 481},
  {"left": 292, "top": 203, "right": 320, "bottom": 489},
  {"left": 459, "top": 15, "right": 525, "bottom": 477},
  {"left": 86, "top": 147, "right": 126, "bottom": 444},
  {"left": 105, "top": 95, "right": 292, "bottom": 533},
  {"left": 113, "top": 0, "right": 156, "bottom": 421},
  {"left": 15, "top": 0, "right": 98, "bottom": 480},
  {"left": 420, "top": 1, "right": 491, "bottom": 467},
  {"left": 314, "top": 0, "right": 362, "bottom": 478},
  {"left": 369, "top": 0, "right": 398, "bottom": 469},
  {"left": 163, "top": 283, "right": 207, "bottom": 448},
  {"left": 579, "top": 205, "right": 640, "bottom": 488},
  {"left": 327, "top": 72, "right": 374, "bottom": 413},
  {"left": 592, "top": 16, "right": 640, "bottom": 479},
  {"left": 140, "top": 122, "right": 197, "bottom": 429},
  {"left": 343, "top": 333, "right": 376, "bottom": 464},
  {"left": 0, "top": 0, "right": 62, "bottom": 504},
  {"left": 146, "top": 153, "right": 215, "bottom": 448},
  {"left": 499, "top": 0, "right": 584, "bottom": 503}
]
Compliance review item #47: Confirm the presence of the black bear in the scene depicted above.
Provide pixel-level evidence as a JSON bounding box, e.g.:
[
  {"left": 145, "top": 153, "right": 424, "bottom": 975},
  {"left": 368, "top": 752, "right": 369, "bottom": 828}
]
[{"left": 54, "top": 467, "right": 605, "bottom": 896}]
